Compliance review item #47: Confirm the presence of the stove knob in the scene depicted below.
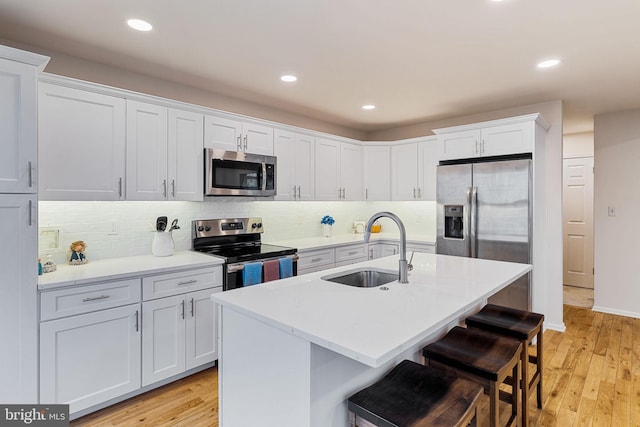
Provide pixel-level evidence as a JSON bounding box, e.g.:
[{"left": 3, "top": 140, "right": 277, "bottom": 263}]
[
  {"left": 251, "top": 223, "right": 258, "bottom": 229},
  {"left": 197, "top": 226, "right": 205, "bottom": 232},
  {"left": 257, "top": 222, "right": 263, "bottom": 229},
  {"left": 205, "top": 225, "right": 211, "bottom": 232}
]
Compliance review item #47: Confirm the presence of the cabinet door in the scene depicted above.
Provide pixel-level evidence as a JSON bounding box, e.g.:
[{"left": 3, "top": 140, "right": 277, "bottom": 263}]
[
  {"left": 481, "top": 122, "right": 533, "bottom": 157},
  {"left": 437, "top": 130, "right": 480, "bottom": 161},
  {"left": 391, "top": 143, "right": 418, "bottom": 200},
  {"left": 418, "top": 138, "right": 438, "bottom": 200},
  {"left": 379, "top": 243, "right": 399, "bottom": 257},
  {"left": 168, "top": 108, "right": 204, "bottom": 201},
  {"left": 40, "top": 304, "right": 141, "bottom": 414},
  {"left": 243, "top": 122, "right": 273, "bottom": 155},
  {"left": 0, "top": 58, "right": 37, "bottom": 193},
  {"left": 274, "top": 129, "right": 295, "bottom": 200},
  {"left": 363, "top": 146, "right": 391, "bottom": 201},
  {"left": 186, "top": 287, "right": 221, "bottom": 370},
  {"left": 204, "top": 115, "right": 242, "bottom": 151},
  {"left": 142, "top": 295, "right": 186, "bottom": 386},
  {"left": 314, "top": 138, "right": 341, "bottom": 200},
  {"left": 340, "top": 143, "right": 363, "bottom": 200},
  {"left": 39, "top": 83, "right": 126, "bottom": 200},
  {"left": 126, "top": 100, "right": 168, "bottom": 200},
  {"left": 293, "top": 134, "right": 315, "bottom": 200},
  {"left": 0, "top": 194, "right": 37, "bottom": 403}
]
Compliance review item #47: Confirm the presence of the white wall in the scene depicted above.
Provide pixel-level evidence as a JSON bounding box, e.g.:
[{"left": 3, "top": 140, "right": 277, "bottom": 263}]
[
  {"left": 593, "top": 108, "right": 640, "bottom": 318},
  {"left": 564, "top": 132, "right": 594, "bottom": 158},
  {"left": 38, "top": 200, "right": 435, "bottom": 265}
]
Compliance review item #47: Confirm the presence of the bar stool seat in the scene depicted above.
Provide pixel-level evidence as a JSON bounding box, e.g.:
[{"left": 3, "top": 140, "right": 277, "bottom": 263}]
[
  {"left": 466, "top": 304, "right": 544, "bottom": 427},
  {"left": 423, "top": 326, "right": 522, "bottom": 427},
  {"left": 348, "top": 360, "right": 483, "bottom": 427}
]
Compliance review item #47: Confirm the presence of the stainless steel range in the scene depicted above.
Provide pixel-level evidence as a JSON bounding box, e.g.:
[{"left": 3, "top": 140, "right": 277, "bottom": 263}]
[{"left": 192, "top": 217, "right": 297, "bottom": 290}]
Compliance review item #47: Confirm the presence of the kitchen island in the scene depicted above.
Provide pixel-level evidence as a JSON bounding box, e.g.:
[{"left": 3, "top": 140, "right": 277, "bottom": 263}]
[{"left": 212, "top": 252, "right": 531, "bottom": 427}]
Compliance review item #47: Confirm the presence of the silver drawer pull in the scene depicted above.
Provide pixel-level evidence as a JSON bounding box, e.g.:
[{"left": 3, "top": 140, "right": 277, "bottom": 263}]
[
  {"left": 178, "top": 279, "right": 197, "bottom": 286},
  {"left": 82, "top": 295, "right": 110, "bottom": 302},
  {"left": 311, "top": 258, "right": 323, "bottom": 262},
  {"left": 348, "top": 251, "right": 358, "bottom": 255}
]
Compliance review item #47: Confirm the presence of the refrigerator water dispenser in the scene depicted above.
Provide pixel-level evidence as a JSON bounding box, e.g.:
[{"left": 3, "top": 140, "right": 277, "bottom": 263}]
[{"left": 444, "top": 205, "right": 463, "bottom": 239}]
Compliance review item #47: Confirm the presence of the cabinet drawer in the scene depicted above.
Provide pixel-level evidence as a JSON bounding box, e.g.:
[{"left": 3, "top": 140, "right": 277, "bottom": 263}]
[
  {"left": 142, "top": 266, "right": 223, "bottom": 301},
  {"left": 41, "top": 278, "right": 141, "bottom": 321},
  {"left": 297, "top": 249, "right": 335, "bottom": 270},
  {"left": 335, "top": 244, "right": 367, "bottom": 262}
]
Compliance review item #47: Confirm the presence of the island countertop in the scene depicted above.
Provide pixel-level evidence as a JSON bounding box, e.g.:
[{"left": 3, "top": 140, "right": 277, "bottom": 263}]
[{"left": 212, "top": 252, "right": 531, "bottom": 368}]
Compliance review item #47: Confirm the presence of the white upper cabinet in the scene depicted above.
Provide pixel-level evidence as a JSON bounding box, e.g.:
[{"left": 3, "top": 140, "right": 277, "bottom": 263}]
[
  {"left": 204, "top": 115, "right": 273, "bottom": 155},
  {"left": 168, "top": 109, "right": 204, "bottom": 201},
  {"left": 435, "top": 115, "right": 541, "bottom": 161},
  {"left": 391, "top": 137, "right": 437, "bottom": 201},
  {"left": 363, "top": 145, "right": 391, "bottom": 201},
  {"left": 39, "top": 83, "right": 126, "bottom": 200},
  {"left": 126, "top": 100, "right": 168, "bottom": 201},
  {"left": 274, "top": 129, "right": 314, "bottom": 200},
  {"left": 126, "top": 101, "right": 204, "bottom": 201},
  {"left": 315, "top": 138, "right": 363, "bottom": 201},
  {"left": 418, "top": 137, "right": 438, "bottom": 200},
  {"left": 0, "top": 57, "right": 40, "bottom": 193}
]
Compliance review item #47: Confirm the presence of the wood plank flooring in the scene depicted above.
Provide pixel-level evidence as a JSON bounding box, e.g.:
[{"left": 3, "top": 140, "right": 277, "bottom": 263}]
[{"left": 71, "top": 305, "right": 640, "bottom": 427}]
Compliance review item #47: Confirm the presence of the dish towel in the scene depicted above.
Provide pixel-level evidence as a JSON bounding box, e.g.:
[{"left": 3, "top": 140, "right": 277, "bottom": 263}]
[
  {"left": 263, "top": 259, "right": 280, "bottom": 282},
  {"left": 279, "top": 257, "right": 293, "bottom": 279},
  {"left": 242, "top": 262, "right": 263, "bottom": 286}
]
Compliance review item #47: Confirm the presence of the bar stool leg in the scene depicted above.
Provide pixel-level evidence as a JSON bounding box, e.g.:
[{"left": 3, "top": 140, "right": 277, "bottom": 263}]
[
  {"left": 513, "top": 358, "right": 521, "bottom": 427},
  {"left": 537, "top": 328, "right": 543, "bottom": 408},
  {"left": 489, "top": 381, "right": 500, "bottom": 427},
  {"left": 521, "top": 343, "right": 529, "bottom": 427}
]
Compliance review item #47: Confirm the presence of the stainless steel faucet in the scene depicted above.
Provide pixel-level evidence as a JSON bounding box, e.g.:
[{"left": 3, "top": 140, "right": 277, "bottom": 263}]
[{"left": 364, "top": 211, "right": 411, "bottom": 283}]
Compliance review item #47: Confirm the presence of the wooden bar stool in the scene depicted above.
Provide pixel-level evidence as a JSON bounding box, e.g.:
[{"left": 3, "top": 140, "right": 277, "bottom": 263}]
[
  {"left": 465, "top": 304, "right": 544, "bottom": 427},
  {"left": 348, "top": 360, "right": 483, "bottom": 427},
  {"left": 422, "top": 326, "right": 522, "bottom": 427}
]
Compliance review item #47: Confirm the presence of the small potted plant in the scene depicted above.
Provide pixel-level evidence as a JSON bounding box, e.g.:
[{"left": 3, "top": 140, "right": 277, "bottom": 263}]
[{"left": 321, "top": 215, "right": 335, "bottom": 237}]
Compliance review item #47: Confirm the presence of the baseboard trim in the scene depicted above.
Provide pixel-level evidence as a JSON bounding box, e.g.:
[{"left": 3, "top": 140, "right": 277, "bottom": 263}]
[
  {"left": 545, "top": 322, "right": 566, "bottom": 333},
  {"left": 592, "top": 305, "right": 640, "bottom": 319}
]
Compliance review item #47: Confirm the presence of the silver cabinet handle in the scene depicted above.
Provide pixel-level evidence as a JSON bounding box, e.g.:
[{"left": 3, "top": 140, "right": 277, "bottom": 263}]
[
  {"left": 237, "top": 136, "right": 242, "bottom": 151},
  {"left": 481, "top": 140, "right": 486, "bottom": 154},
  {"left": 413, "top": 188, "right": 417, "bottom": 199},
  {"left": 418, "top": 187, "right": 422, "bottom": 199},
  {"left": 311, "top": 258, "right": 322, "bottom": 263},
  {"left": 28, "top": 161, "right": 33, "bottom": 187},
  {"left": 292, "top": 186, "right": 298, "bottom": 199},
  {"left": 181, "top": 300, "right": 185, "bottom": 319},
  {"left": 190, "top": 298, "right": 195, "bottom": 317},
  {"left": 393, "top": 248, "right": 397, "bottom": 255},
  {"left": 243, "top": 135, "right": 248, "bottom": 150},
  {"left": 297, "top": 185, "right": 301, "bottom": 198},
  {"left": 178, "top": 279, "right": 197, "bottom": 286},
  {"left": 342, "top": 188, "right": 346, "bottom": 199},
  {"left": 365, "top": 188, "right": 368, "bottom": 200},
  {"left": 171, "top": 180, "right": 176, "bottom": 197},
  {"left": 118, "top": 177, "right": 123, "bottom": 198},
  {"left": 28, "top": 199, "right": 33, "bottom": 226},
  {"left": 162, "top": 179, "right": 167, "bottom": 197},
  {"left": 369, "top": 248, "right": 374, "bottom": 259},
  {"left": 348, "top": 251, "right": 358, "bottom": 255},
  {"left": 82, "top": 295, "right": 110, "bottom": 302},
  {"left": 135, "top": 310, "right": 139, "bottom": 332}
]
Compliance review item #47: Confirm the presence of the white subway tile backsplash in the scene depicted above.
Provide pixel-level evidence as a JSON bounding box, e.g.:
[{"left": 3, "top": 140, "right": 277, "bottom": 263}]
[{"left": 39, "top": 200, "right": 435, "bottom": 264}]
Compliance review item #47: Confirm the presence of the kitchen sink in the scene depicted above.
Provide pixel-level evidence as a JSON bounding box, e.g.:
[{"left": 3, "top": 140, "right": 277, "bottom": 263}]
[{"left": 321, "top": 268, "right": 399, "bottom": 288}]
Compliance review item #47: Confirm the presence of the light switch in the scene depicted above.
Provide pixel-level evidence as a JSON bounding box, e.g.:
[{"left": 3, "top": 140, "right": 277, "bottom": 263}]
[{"left": 608, "top": 206, "right": 616, "bottom": 217}]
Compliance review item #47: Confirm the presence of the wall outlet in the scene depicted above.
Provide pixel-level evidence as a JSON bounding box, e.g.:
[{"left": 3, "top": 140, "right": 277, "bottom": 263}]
[{"left": 608, "top": 206, "right": 616, "bottom": 217}]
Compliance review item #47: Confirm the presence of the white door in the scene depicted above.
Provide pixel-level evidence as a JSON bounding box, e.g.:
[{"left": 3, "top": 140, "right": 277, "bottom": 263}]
[
  {"left": 126, "top": 100, "right": 168, "bottom": 200},
  {"left": 437, "top": 130, "right": 479, "bottom": 161},
  {"left": 391, "top": 143, "right": 418, "bottom": 200},
  {"left": 0, "top": 58, "right": 37, "bottom": 193},
  {"left": 38, "top": 84, "right": 126, "bottom": 200},
  {"left": 243, "top": 122, "right": 274, "bottom": 155},
  {"left": 418, "top": 138, "right": 438, "bottom": 200},
  {"left": 204, "top": 115, "right": 242, "bottom": 151},
  {"left": 563, "top": 157, "right": 594, "bottom": 288},
  {"left": 168, "top": 108, "right": 204, "bottom": 201},
  {"left": 39, "top": 304, "right": 141, "bottom": 414},
  {"left": 0, "top": 194, "right": 37, "bottom": 403},
  {"left": 314, "top": 138, "right": 341, "bottom": 200},
  {"left": 274, "top": 129, "right": 295, "bottom": 200},
  {"left": 363, "top": 146, "right": 391, "bottom": 201},
  {"left": 340, "top": 143, "right": 363, "bottom": 200},
  {"left": 186, "top": 287, "right": 221, "bottom": 370},
  {"left": 142, "top": 295, "right": 186, "bottom": 386},
  {"left": 293, "top": 134, "right": 315, "bottom": 200}
]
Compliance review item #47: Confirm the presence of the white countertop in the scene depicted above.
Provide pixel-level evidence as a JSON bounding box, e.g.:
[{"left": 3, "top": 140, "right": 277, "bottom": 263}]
[
  {"left": 267, "top": 232, "right": 435, "bottom": 251},
  {"left": 212, "top": 252, "right": 531, "bottom": 367},
  {"left": 38, "top": 251, "right": 224, "bottom": 290}
]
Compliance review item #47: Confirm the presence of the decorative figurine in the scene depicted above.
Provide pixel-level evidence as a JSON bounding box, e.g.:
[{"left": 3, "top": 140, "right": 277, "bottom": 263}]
[{"left": 68, "top": 240, "right": 88, "bottom": 265}]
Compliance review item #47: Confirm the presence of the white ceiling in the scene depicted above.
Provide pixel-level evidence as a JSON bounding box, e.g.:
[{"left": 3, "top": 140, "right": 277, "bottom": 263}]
[{"left": 1, "top": 0, "right": 639, "bottom": 134}]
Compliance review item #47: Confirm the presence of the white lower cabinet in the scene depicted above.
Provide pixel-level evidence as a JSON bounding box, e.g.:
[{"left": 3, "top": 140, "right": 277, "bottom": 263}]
[
  {"left": 142, "top": 287, "right": 221, "bottom": 386},
  {"left": 368, "top": 243, "right": 400, "bottom": 259},
  {"left": 40, "top": 303, "right": 141, "bottom": 414}
]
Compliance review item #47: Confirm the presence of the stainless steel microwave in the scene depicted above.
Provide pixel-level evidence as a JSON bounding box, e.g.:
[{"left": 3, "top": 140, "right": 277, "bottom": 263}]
[{"left": 204, "top": 148, "right": 277, "bottom": 196}]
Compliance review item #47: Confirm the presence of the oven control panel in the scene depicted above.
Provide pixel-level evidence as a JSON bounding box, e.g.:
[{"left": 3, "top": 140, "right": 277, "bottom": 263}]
[{"left": 193, "top": 217, "right": 263, "bottom": 238}]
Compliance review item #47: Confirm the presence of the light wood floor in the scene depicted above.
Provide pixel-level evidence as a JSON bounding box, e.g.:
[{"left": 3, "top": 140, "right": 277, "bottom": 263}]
[{"left": 71, "top": 305, "right": 640, "bottom": 427}]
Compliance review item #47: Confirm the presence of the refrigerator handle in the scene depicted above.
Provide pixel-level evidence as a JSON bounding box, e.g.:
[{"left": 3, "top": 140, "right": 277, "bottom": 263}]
[
  {"left": 470, "top": 186, "right": 478, "bottom": 258},
  {"left": 464, "top": 187, "right": 472, "bottom": 257}
]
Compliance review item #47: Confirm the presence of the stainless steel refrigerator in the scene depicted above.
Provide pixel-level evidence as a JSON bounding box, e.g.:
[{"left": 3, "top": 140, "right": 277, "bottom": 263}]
[{"left": 436, "top": 157, "right": 532, "bottom": 311}]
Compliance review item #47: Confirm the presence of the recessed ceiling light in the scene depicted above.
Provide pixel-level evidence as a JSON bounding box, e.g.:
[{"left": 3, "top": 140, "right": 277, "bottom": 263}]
[
  {"left": 362, "top": 105, "right": 376, "bottom": 110},
  {"left": 127, "top": 19, "right": 153, "bottom": 32},
  {"left": 537, "top": 58, "right": 561, "bottom": 69},
  {"left": 280, "top": 75, "right": 297, "bottom": 82}
]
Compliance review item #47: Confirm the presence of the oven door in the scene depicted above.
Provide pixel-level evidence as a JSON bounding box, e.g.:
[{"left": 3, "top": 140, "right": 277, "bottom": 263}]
[
  {"left": 225, "top": 255, "right": 298, "bottom": 291},
  {"left": 205, "top": 148, "right": 276, "bottom": 196}
]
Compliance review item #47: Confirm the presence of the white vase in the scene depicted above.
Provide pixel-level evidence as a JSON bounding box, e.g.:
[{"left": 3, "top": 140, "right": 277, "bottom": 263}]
[
  {"left": 152, "top": 231, "right": 175, "bottom": 256},
  {"left": 323, "top": 224, "right": 332, "bottom": 237}
]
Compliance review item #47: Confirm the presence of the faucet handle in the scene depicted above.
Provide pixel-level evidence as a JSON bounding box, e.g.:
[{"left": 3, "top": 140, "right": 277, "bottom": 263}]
[{"left": 408, "top": 251, "right": 415, "bottom": 272}]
